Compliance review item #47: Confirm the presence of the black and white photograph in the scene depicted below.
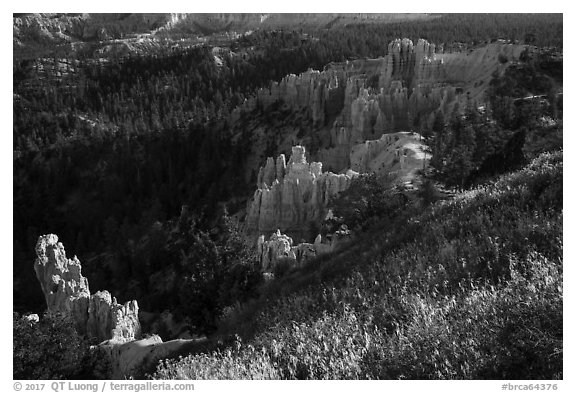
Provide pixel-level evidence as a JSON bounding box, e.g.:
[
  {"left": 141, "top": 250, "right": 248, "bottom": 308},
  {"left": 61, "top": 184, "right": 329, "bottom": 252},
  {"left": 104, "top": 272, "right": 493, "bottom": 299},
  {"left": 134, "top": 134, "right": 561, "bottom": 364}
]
[{"left": 9, "top": 4, "right": 567, "bottom": 387}]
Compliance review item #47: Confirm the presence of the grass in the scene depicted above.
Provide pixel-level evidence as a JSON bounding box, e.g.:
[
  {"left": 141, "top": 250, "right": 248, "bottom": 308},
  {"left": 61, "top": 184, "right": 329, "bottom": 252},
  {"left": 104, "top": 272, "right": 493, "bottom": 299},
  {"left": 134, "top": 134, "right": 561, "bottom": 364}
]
[{"left": 152, "top": 151, "right": 562, "bottom": 380}]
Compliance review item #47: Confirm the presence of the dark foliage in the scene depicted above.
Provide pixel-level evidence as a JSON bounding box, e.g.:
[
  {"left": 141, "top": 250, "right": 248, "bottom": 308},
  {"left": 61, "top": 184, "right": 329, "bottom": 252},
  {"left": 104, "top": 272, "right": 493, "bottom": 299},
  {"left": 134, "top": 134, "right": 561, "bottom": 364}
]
[
  {"left": 234, "top": 14, "right": 562, "bottom": 74},
  {"left": 329, "top": 173, "right": 410, "bottom": 231},
  {"left": 13, "top": 312, "right": 109, "bottom": 379},
  {"left": 429, "top": 46, "right": 562, "bottom": 188},
  {"left": 467, "top": 129, "right": 527, "bottom": 185}
]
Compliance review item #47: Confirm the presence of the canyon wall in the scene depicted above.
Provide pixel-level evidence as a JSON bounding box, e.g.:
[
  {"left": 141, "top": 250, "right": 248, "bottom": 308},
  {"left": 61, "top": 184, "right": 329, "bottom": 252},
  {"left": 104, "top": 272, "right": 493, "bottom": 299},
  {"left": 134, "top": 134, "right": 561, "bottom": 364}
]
[
  {"left": 242, "top": 38, "right": 506, "bottom": 253},
  {"left": 14, "top": 14, "right": 434, "bottom": 51},
  {"left": 246, "top": 131, "right": 429, "bottom": 241},
  {"left": 243, "top": 38, "right": 461, "bottom": 135},
  {"left": 235, "top": 38, "right": 523, "bottom": 176}
]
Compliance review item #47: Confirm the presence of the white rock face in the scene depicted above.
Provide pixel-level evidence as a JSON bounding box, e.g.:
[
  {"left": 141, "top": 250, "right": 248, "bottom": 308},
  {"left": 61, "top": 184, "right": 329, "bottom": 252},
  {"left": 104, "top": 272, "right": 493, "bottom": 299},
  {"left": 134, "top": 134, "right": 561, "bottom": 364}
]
[
  {"left": 33, "top": 234, "right": 201, "bottom": 379},
  {"left": 231, "top": 38, "right": 525, "bottom": 188},
  {"left": 246, "top": 146, "right": 356, "bottom": 238},
  {"left": 256, "top": 229, "right": 351, "bottom": 272},
  {"left": 350, "top": 131, "right": 429, "bottom": 182},
  {"left": 24, "top": 314, "right": 40, "bottom": 323},
  {"left": 34, "top": 234, "right": 140, "bottom": 343},
  {"left": 99, "top": 335, "right": 196, "bottom": 379},
  {"left": 257, "top": 230, "right": 296, "bottom": 271},
  {"left": 243, "top": 38, "right": 458, "bottom": 134}
]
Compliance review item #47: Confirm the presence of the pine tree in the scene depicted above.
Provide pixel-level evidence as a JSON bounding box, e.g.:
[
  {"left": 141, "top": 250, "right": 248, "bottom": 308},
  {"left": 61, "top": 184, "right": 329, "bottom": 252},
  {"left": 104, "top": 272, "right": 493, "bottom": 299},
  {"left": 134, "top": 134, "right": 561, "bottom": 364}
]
[{"left": 429, "top": 111, "right": 446, "bottom": 173}]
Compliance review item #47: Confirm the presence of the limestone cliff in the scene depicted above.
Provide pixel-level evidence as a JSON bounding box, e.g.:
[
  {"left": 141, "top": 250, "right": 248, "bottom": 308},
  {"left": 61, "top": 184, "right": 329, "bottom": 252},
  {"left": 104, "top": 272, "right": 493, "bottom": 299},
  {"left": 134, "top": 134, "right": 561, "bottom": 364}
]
[
  {"left": 246, "top": 146, "right": 356, "bottom": 239},
  {"left": 34, "top": 234, "right": 140, "bottom": 343}
]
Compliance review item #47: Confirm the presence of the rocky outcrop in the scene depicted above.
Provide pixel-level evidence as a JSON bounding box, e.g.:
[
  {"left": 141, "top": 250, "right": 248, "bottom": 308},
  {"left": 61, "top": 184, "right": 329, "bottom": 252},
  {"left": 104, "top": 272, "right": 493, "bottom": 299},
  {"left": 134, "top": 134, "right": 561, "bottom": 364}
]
[
  {"left": 242, "top": 38, "right": 458, "bottom": 133},
  {"left": 99, "top": 335, "right": 197, "bottom": 379},
  {"left": 256, "top": 229, "right": 351, "bottom": 272},
  {"left": 229, "top": 39, "right": 527, "bottom": 187},
  {"left": 246, "top": 146, "right": 356, "bottom": 239},
  {"left": 242, "top": 41, "right": 455, "bottom": 238},
  {"left": 33, "top": 234, "right": 202, "bottom": 379},
  {"left": 13, "top": 13, "right": 175, "bottom": 42},
  {"left": 245, "top": 132, "right": 429, "bottom": 239},
  {"left": 376, "top": 38, "right": 445, "bottom": 90},
  {"left": 234, "top": 39, "right": 524, "bottom": 179},
  {"left": 350, "top": 131, "right": 429, "bottom": 182},
  {"left": 34, "top": 234, "right": 140, "bottom": 343},
  {"left": 87, "top": 291, "right": 140, "bottom": 344},
  {"left": 257, "top": 230, "right": 296, "bottom": 271}
]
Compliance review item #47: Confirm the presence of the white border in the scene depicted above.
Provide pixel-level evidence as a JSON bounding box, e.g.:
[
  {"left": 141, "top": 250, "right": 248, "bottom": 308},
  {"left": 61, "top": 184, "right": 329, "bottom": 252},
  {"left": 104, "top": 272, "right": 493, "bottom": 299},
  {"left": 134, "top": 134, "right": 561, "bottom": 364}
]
[{"left": 4, "top": 4, "right": 572, "bottom": 392}]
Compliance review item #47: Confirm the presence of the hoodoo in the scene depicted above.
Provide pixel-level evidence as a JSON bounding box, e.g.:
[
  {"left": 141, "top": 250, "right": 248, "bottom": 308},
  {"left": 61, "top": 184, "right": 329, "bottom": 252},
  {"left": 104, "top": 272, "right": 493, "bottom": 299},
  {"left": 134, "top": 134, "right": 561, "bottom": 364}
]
[
  {"left": 245, "top": 146, "right": 356, "bottom": 239},
  {"left": 34, "top": 234, "right": 197, "bottom": 378},
  {"left": 257, "top": 228, "right": 351, "bottom": 272},
  {"left": 34, "top": 234, "right": 140, "bottom": 343}
]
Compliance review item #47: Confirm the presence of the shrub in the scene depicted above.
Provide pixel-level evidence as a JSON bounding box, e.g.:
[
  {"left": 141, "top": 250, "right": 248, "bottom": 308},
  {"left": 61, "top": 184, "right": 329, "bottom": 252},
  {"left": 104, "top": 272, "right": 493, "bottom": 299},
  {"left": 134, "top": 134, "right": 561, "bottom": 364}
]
[
  {"left": 329, "top": 173, "right": 409, "bottom": 230},
  {"left": 13, "top": 312, "right": 91, "bottom": 379},
  {"left": 364, "top": 252, "right": 562, "bottom": 379},
  {"left": 153, "top": 340, "right": 280, "bottom": 379},
  {"left": 273, "top": 257, "right": 294, "bottom": 279}
]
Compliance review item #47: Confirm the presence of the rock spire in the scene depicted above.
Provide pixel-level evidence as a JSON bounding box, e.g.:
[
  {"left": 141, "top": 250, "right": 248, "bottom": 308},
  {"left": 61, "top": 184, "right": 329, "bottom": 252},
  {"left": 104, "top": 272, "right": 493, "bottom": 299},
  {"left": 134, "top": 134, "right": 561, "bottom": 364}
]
[{"left": 34, "top": 234, "right": 140, "bottom": 343}]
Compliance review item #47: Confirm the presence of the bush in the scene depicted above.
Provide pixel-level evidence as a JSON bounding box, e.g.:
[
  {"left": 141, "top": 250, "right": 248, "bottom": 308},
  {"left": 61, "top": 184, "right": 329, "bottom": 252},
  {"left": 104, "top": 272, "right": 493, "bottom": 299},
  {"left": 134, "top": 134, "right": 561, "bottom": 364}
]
[
  {"left": 273, "top": 257, "right": 294, "bottom": 279},
  {"left": 329, "top": 173, "right": 409, "bottom": 230},
  {"left": 154, "top": 338, "right": 280, "bottom": 379},
  {"left": 13, "top": 312, "right": 91, "bottom": 379},
  {"left": 364, "top": 252, "right": 562, "bottom": 379}
]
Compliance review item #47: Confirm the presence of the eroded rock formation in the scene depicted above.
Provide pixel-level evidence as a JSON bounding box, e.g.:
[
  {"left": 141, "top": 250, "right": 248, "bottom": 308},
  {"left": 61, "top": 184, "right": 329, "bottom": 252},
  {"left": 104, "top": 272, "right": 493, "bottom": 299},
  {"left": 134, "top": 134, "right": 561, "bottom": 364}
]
[
  {"left": 247, "top": 131, "right": 428, "bottom": 240},
  {"left": 234, "top": 38, "right": 524, "bottom": 178},
  {"left": 242, "top": 38, "right": 460, "bottom": 135},
  {"left": 245, "top": 146, "right": 356, "bottom": 239},
  {"left": 256, "top": 229, "right": 351, "bottom": 272},
  {"left": 34, "top": 234, "right": 140, "bottom": 343},
  {"left": 350, "top": 131, "right": 429, "bottom": 182},
  {"left": 257, "top": 230, "right": 295, "bottom": 271},
  {"left": 99, "top": 335, "right": 195, "bottom": 379},
  {"left": 33, "top": 234, "right": 201, "bottom": 379}
]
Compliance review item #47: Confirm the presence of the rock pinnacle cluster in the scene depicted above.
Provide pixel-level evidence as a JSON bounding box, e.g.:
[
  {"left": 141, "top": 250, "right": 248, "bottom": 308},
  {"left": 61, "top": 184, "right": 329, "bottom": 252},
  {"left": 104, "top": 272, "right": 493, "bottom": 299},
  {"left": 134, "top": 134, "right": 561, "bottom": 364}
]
[{"left": 34, "top": 234, "right": 140, "bottom": 343}]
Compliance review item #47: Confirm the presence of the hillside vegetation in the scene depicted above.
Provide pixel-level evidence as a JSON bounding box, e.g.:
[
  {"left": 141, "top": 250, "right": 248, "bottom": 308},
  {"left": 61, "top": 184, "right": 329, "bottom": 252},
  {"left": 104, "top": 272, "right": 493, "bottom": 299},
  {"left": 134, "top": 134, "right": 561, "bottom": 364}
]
[{"left": 153, "top": 151, "right": 562, "bottom": 379}]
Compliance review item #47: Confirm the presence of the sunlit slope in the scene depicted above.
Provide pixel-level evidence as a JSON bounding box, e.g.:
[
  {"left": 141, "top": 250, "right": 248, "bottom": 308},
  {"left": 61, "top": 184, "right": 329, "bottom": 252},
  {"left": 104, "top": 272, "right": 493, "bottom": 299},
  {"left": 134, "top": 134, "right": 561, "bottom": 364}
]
[{"left": 153, "top": 151, "right": 562, "bottom": 380}]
